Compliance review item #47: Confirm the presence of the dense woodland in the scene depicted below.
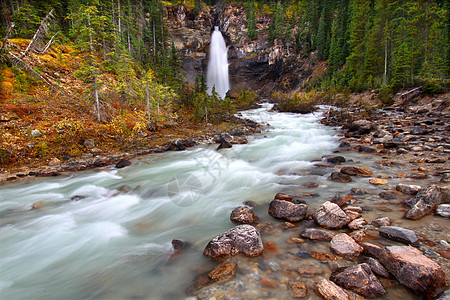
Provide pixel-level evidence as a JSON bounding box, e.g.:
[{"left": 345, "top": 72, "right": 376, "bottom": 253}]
[{"left": 1, "top": 0, "right": 449, "bottom": 100}]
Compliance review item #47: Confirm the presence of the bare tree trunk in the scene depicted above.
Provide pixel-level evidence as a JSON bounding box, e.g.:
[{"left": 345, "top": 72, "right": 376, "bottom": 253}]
[
  {"left": 152, "top": 21, "right": 156, "bottom": 59},
  {"left": 88, "top": 11, "right": 101, "bottom": 123},
  {"left": 118, "top": 0, "right": 122, "bottom": 34},
  {"left": 0, "top": 21, "right": 14, "bottom": 53},
  {"left": 19, "top": 9, "right": 54, "bottom": 59}
]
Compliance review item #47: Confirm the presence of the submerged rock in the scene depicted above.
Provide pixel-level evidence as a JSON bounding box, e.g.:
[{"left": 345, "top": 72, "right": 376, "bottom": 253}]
[
  {"left": 379, "top": 226, "right": 419, "bottom": 246},
  {"left": 330, "top": 172, "right": 352, "bottom": 183},
  {"left": 436, "top": 204, "right": 450, "bottom": 218},
  {"left": 268, "top": 199, "right": 307, "bottom": 222},
  {"left": 315, "top": 277, "right": 349, "bottom": 300},
  {"left": 314, "top": 201, "right": 351, "bottom": 229},
  {"left": 396, "top": 183, "right": 422, "bottom": 195},
  {"left": 116, "top": 159, "right": 132, "bottom": 168},
  {"left": 330, "top": 263, "right": 386, "bottom": 298},
  {"left": 288, "top": 281, "right": 308, "bottom": 298},
  {"left": 405, "top": 185, "right": 444, "bottom": 220},
  {"left": 203, "top": 225, "right": 264, "bottom": 260},
  {"left": 340, "top": 166, "right": 373, "bottom": 177},
  {"left": 230, "top": 206, "right": 258, "bottom": 224},
  {"left": 322, "top": 155, "right": 346, "bottom": 164},
  {"left": 330, "top": 233, "right": 363, "bottom": 259},
  {"left": 379, "top": 246, "right": 446, "bottom": 299},
  {"left": 300, "top": 228, "right": 336, "bottom": 241}
]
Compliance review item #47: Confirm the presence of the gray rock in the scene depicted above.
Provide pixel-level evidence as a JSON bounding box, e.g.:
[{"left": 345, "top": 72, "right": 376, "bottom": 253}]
[
  {"left": 300, "top": 228, "right": 336, "bottom": 241},
  {"left": 379, "top": 226, "right": 419, "bottom": 246},
  {"left": 314, "top": 201, "right": 351, "bottom": 229},
  {"left": 379, "top": 246, "right": 446, "bottom": 299},
  {"left": 330, "top": 233, "right": 363, "bottom": 259},
  {"left": 364, "top": 257, "right": 390, "bottom": 278},
  {"left": 31, "top": 129, "right": 42, "bottom": 138},
  {"left": 330, "top": 172, "right": 352, "bottom": 183},
  {"left": 405, "top": 185, "right": 444, "bottom": 220},
  {"left": 268, "top": 199, "right": 307, "bottom": 222},
  {"left": 330, "top": 263, "right": 386, "bottom": 298},
  {"left": 348, "top": 120, "right": 377, "bottom": 134},
  {"left": 116, "top": 159, "right": 132, "bottom": 168},
  {"left": 396, "top": 183, "right": 422, "bottom": 195},
  {"left": 203, "top": 225, "right": 264, "bottom": 260},
  {"left": 436, "top": 204, "right": 450, "bottom": 218},
  {"left": 322, "top": 155, "right": 346, "bottom": 164},
  {"left": 410, "top": 126, "right": 428, "bottom": 135},
  {"left": 230, "top": 206, "right": 258, "bottom": 224},
  {"left": 83, "top": 139, "right": 95, "bottom": 148}
]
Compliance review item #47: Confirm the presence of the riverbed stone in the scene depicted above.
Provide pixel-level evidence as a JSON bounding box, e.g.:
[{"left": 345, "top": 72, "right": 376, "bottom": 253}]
[
  {"left": 116, "top": 159, "right": 132, "bottom": 168},
  {"left": 288, "top": 280, "right": 308, "bottom": 298},
  {"left": 340, "top": 166, "right": 373, "bottom": 177},
  {"left": 314, "top": 201, "right": 351, "bottom": 229},
  {"left": 274, "top": 192, "right": 293, "bottom": 201},
  {"left": 369, "top": 178, "right": 389, "bottom": 185},
  {"left": 379, "top": 226, "right": 419, "bottom": 246},
  {"left": 436, "top": 204, "right": 450, "bottom": 218},
  {"left": 230, "top": 206, "right": 258, "bottom": 224},
  {"left": 349, "top": 230, "right": 366, "bottom": 243},
  {"left": 348, "top": 218, "right": 367, "bottom": 230},
  {"left": 405, "top": 185, "right": 444, "bottom": 220},
  {"left": 364, "top": 257, "right": 390, "bottom": 278},
  {"left": 208, "top": 260, "right": 237, "bottom": 283},
  {"left": 330, "top": 172, "right": 352, "bottom": 183},
  {"left": 203, "top": 225, "right": 264, "bottom": 259},
  {"left": 348, "top": 119, "right": 377, "bottom": 134},
  {"left": 300, "top": 228, "right": 336, "bottom": 241},
  {"left": 330, "top": 233, "right": 363, "bottom": 259},
  {"left": 379, "top": 246, "right": 446, "bottom": 299},
  {"left": 330, "top": 263, "right": 386, "bottom": 298},
  {"left": 315, "top": 277, "right": 349, "bottom": 300},
  {"left": 410, "top": 126, "right": 428, "bottom": 135},
  {"left": 343, "top": 206, "right": 362, "bottom": 221},
  {"left": 396, "top": 183, "right": 422, "bottom": 195},
  {"left": 371, "top": 217, "right": 391, "bottom": 227},
  {"left": 268, "top": 199, "right": 307, "bottom": 222},
  {"left": 361, "top": 242, "right": 384, "bottom": 257},
  {"left": 322, "top": 155, "right": 346, "bottom": 164}
]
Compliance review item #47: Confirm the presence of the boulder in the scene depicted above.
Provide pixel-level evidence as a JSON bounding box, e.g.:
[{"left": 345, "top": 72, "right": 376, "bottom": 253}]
[
  {"left": 116, "top": 159, "right": 132, "bottom": 168},
  {"left": 364, "top": 257, "right": 390, "bottom": 278},
  {"left": 371, "top": 217, "right": 391, "bottom": 227},
  {"left": 330, "top": 263, "right": 386, "bottom": 298},
  {"left": 348, "top": 120, "right": 377, "bottom": 134},
  {"left": 314, "top": 201, "right": 351, "bottom": 229},
  {"left": 322, "top": 155, "right": 346, "bottom": 164},
  {"left": 379, "top": 246, "right": 446, "bottom": 299},
  {"left": 379, "top": 226, "right": 419, "bottom": 246},
  {"left": 340, "top": 166, "right": 373, "bottom": 177},
  {"left": 300, "top": 228, "right": 336, "bottom": 241},
  {"left": 274, "top": 192, "right": 293, "bottom": 201},
  {"left": 436, "top": 204, "right": 450, "bottom": 218},
  {"left": 268, "top": 199, "right": 307, "bottom": 222},
  {"left": 230, "top": 206, "right": 258, "bottom": 224},
  {"left": 217, "top": 133, "right": 233, "bottom": 150},
  {"left": 315, "top": 277, "right": 349, "bottom": 300},
  {"left": 405, "top": 185, "right": 444, "bottom": 220},
  {"left": 330, "top": 233, "right": 363, "bottom": 259},
  {"left": 330, "top": 172, "right": 352, "bottom": 183},
  {"left": 396, "top": 183, "right": 422, "bottom": 195},
  {"left": 348, "top": 218, "right": 367, "bottom": 230},
  {"left": 203, "top": 225, "right": 264, "bottom": 260}
]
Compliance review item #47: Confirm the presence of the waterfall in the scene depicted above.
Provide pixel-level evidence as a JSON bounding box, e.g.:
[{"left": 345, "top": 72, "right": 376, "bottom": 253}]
[{"left": 206, "top": 26, "right": 229, "bottom": 99}]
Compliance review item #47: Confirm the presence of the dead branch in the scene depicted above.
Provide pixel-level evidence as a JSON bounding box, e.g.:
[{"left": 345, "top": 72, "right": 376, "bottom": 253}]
[{"left": 19, "top": 9, "right": 54, "bottom": 59}]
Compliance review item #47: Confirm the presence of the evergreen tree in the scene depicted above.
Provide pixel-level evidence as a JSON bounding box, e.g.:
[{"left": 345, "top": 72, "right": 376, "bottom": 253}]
[{"left": 245, "top": 1, "right": 257, "bottom": 41}]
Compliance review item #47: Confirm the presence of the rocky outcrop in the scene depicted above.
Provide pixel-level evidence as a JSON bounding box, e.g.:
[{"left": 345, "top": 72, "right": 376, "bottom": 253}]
[
  {"left": 230, "top": 206, "right": 258, "bottom": 224},
  {"left": 314, "top": 201, "right": 351, "bottom": 229},
  {"left": 203, "top": 225, "right": 264, "bottom": 259},
  {"left": 330, "top": 263, "right": 386, "bottom": 298},
  {"left": 379, "top": 246, "right": 446, "bottom": 299}
]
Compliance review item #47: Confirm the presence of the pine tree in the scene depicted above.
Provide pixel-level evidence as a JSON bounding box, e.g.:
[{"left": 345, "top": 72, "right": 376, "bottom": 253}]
[{"left": 245, "top": 1, "right": 257, "bottom": 40}]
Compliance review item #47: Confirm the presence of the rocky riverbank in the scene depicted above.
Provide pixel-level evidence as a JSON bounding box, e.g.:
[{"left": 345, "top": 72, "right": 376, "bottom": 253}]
[{"left": 185, "top": 94, "right": 449, "bottom": 299}]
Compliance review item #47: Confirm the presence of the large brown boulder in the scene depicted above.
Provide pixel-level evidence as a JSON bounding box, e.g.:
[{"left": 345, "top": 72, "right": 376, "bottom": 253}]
[
  {"left": 330, "top": 263, "right": 386, "bottom": 298},
  {"left": 203, "top": 225, "right": 264, "bottom": 260},
  {"left": 330, "top": 233, "right": 363, "bottom": 259},
  {"left": 230, "top": 206, "right": 258, "bottom": 224},
  {"left": 379, "top": 246, "right": 446, "bottom": 299},
  {"left": 405, "top": 185, "right": 444, "bottom": 220},
  {"left": 314, "top": 201, "right": 351, "bottom": 229},
  {"left": 268, "top": 199, "right": 307, "bottom": 222}
]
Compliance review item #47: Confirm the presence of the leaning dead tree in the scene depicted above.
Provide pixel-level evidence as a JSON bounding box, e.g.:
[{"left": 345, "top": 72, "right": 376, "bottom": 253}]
[{"left": 1, "top": 8, "right": 63, "bottom": 94}]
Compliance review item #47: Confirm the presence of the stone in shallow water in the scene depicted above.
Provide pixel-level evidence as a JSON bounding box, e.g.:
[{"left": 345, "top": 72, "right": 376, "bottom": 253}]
[
  {"left": 361, "top": 242, "right": 383, "bottom": 257},
  {"left": 315, "top": 277, "right": 349, "bottom": 300},
  {"left": 330, "top": 263, "right": 386, "bottom": 298},
  {"left": 379, "top": 226, "right": 419, "bottom": 246},
  {"left": 268, "top": 199, "right": 307, "bottom": 222},
  {"left": 364, "top": 257, "right": 390, "bottom": 278},
  {"left": 230, "top": 206, "right": 258, "bottom": 224},
  {"left": 379, "top": 246, "right": 446, "bottom": 299},
  {"left": 369, "top": 178, "right": 389, "bottom": 185},
  {"left": 371, "top": 217, "right": 391, "bottom": 227},
  {"left": 300, "top": 228, "right": 336, "bottom": 241},
  {"left": 314, "top": 201, "right": 351, "bottom": 229},
  {"left": 288, "top": 280, "right": 308, "bottom": 298},
  {"left": 396, "top": 183, "right": 422, "bottom": 195},
  {"left": 330, "top": 233, "right": 363, "bottom": 259},
  {"left": 203, "top": 225, "right": 264, "bottom": 260},
  {"left": 340, "top": 166, "right": 373, "bottom": 177},
  {"left": 322, "top": 155, "right": 346, "bottom": 164},
  {"left": 436, "top": 204, "right": 450, "bottom": 218},
  {"left": 330, "top": 172, "right": 352, "bottom": 183},
  {"left": 348, "top": 218, "right": 367, "bottom": 230},
  {"left": 405, "top": 185, "right": 444, "bottom": 220}
]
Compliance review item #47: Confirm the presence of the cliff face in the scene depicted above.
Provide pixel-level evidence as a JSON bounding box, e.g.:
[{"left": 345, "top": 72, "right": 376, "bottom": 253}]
[{"left": 166, "top": 4, "right": 318, "bottom": 97}]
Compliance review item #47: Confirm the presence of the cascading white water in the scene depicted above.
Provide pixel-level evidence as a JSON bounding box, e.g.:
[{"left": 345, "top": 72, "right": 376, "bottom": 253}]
[{"left": 206, "top": 26, "right": 229, "bottom": 99}]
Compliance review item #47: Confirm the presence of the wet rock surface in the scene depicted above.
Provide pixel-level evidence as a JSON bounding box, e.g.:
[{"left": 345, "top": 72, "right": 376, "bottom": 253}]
[
  {"left": 379, "top": 246, "right": 446, "bottom": 299},
  {"left": 379, "top": 226, "right": 419, "bottom": 246},
  {"left": 314, "top": 201, "right": 351, "bottom": 229},
  {"left": 268, "top": 198, "right": 307, "bottom": 222},
  {"left": 230, "top": 206, "right": 258, "bottom": 224},
  {"left": 404, "top": 185, "right": 445, "bottom": 220},
  {"left": 330, "top": 233, "right": 363, "bottom": 259}
]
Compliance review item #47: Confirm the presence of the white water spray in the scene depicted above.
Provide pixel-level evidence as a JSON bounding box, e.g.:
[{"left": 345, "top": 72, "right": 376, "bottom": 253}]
[{"left": 206, "top": 26, "right": 229, "bottom": 99}]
